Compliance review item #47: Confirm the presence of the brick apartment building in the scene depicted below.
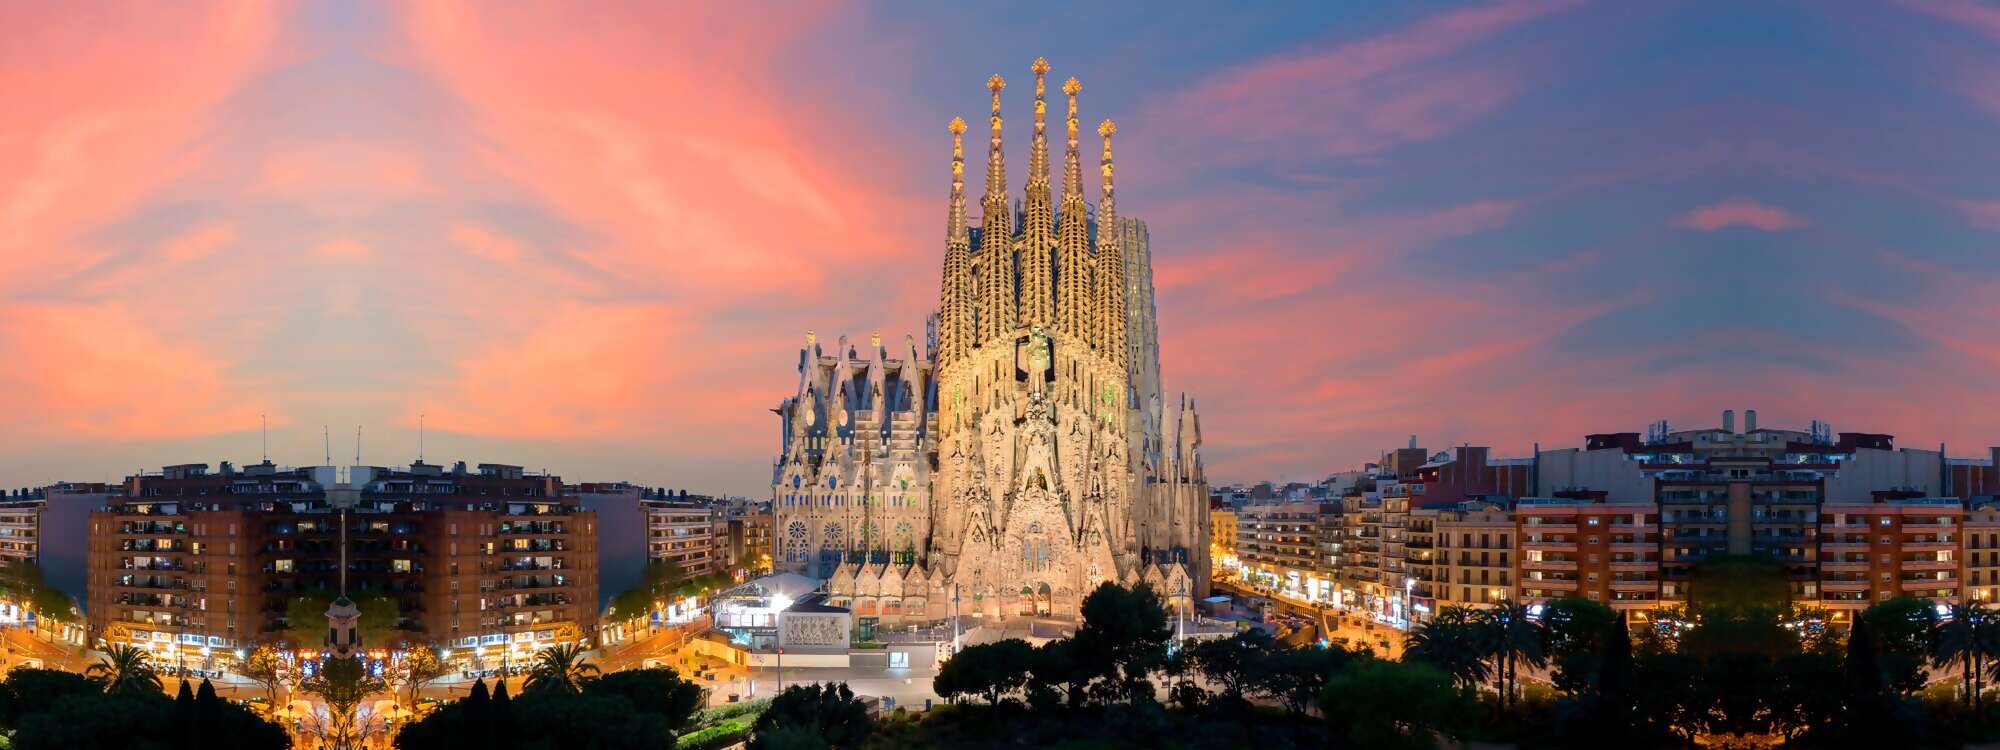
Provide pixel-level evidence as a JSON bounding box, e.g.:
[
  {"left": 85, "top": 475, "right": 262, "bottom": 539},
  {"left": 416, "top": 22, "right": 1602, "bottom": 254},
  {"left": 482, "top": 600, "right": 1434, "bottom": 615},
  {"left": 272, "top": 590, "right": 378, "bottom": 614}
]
[{"left": 87, "top": 460, "right": 598, "bottom": 664}]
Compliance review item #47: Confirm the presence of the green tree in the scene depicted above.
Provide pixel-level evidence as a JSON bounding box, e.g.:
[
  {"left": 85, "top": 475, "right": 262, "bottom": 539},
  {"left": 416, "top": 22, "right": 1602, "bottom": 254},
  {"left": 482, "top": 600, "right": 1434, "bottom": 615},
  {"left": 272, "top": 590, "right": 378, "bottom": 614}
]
[
  {"left": 587, "top": 668, "right": 705, "bottom": 734},
  {"left": 1404, "top": 605, "right": 1491, "bottom": 690},
  {"left": 1250, "top": 643, "right": 1349, "bottom": 715},
  {"left": 1859, "top": 596, "right": 1938, "bottom": 695},
  {"left": 0, "top": 667, "right": 101, "bottom": 730},
  {"left": 1188, "top": 628, "right": 1276, "bottom": 702},
  {"left": 240, "top": 643, "right": 287, "bottom": 712},
  {"left": 1478, "top": 602, "right": 1545, "bottom": 709},
  {"left": 1540, "top": 597, "right": 1617, "bottom": 694},
  {"left": 523, "top": 643, "right": 600, "bottom": 694},
  {"left": 749, "top": 682, "right": 873, "bottom": 750},
  {"left": 1073, "top": 582, "right": 1172, "bottom": 703},
  {"left": 1932, "top": 599, "right": 1995, "bottom": 711},
  {"left": 1026, "top": 638, "right": 1093, "bottom": 709},
  {"left": 302, "top": 655, "right": 388, "bottom": 748},
  {"left": 86, "top": 644, "right": 162, "bottom": 695},
  {"left": 1319, "top": 660, "right": 1474, "bottom": 750},
  {"left": 395, "top": 646, "right": 450, "bottom": 714},
  {"left": 933, "top": 638, "right": 1032, "bottom": 705}
]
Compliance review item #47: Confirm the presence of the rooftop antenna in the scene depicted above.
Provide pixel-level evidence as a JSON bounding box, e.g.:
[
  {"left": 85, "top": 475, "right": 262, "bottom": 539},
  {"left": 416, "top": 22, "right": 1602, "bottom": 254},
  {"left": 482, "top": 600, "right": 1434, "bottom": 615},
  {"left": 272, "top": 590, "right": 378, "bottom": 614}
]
[
  {"left": 419, "top": 413, "right": 425, "bottom": 462},
  {"left": 261, "top": 413, "right": 268, "bottom": 462},
  {"left": 354, "top": 426, "right": 362, "bottom": 467},
  {"left": 323, "top": 426, "right": 332, "bottom": 466}
]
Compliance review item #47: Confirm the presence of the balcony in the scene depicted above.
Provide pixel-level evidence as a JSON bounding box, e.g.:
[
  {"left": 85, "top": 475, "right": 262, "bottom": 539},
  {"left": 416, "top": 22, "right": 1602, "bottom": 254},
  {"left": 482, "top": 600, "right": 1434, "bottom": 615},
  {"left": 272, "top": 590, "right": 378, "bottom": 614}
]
[
  {"left": 1820, "top": 541, "right": 1868, "bottom": 551},
  {"left": 1522, "top": 559, "right": 1579, "bottom": 571},
  {"left": 1904, "top": 540, "right": 1956, "bottom": 552},
  {"left": 1820, "top": 559, "right": 1868, "bottom": 571},
  {"left": 1521, "top": 523, "right": 1577, "bottom": 534},
  {"left": 1609, "top": 579, "right": 1657, "bottom": 591},
  {"left": 1902, "top": 559, "right": 1956, "bottom": 571},
  {"left": 1521, "top": 539, "right": 1573, "bottom": 551},
  {"left": 1523, "top": 579, "right": 1578, "bottom": 592},
  {"left": 1609, "top": 559, "right": 1659, "bottom": 570},
  {"left": 1823, "top": 579, "right": 1870, "bottom": 592}
]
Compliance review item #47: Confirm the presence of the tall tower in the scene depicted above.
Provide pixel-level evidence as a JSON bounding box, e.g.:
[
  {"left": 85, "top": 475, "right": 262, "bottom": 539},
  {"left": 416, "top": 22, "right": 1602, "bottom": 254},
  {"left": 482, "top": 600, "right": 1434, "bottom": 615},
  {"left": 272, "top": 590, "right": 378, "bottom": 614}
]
[
  {"left": 938, "top": 117, "right": 973, "bottom": 372},
  {"left": 1095, "top": 119, "right": 1126, "bottom": 371},
  {"left": 1018, "top": 58, "right": 1056, "bottom": 330},
  {"left": 1056, "top": 77, "right": 1092, "bottom": 342},
  {"left": 977, "top": 74, "right": 1016, "bottom": 344}
]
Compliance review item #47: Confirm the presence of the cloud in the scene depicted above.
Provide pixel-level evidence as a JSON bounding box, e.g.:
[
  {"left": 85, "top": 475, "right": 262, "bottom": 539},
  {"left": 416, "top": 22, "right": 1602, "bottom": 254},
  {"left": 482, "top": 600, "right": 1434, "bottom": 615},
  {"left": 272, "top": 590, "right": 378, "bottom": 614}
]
[
  {"left": 1673, "top": 198, "right": 1807, "bottom": 231},
  {"left": 1145, "top": 0, "right": 1580, "bottom": 168},
  {"left": 312, "top": 237, "right": 374, "bottom": 261}
]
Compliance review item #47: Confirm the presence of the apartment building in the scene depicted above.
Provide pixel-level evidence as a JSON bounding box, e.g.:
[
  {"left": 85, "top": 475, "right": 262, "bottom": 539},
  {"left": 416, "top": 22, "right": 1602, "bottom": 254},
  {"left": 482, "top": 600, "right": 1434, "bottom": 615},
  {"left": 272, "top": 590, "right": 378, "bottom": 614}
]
[
  {"left": 1238, "top": 501, "right": 1330, "bottom": 601},
  {"left": 643, "top": 495, "right": 720, "bottom": 578},
  {"left": 1966, "top": 502, "right": 2000, "bottom": 604},
  {"left": 1818, "top": 495, "right": 1962, "bottom": 611},
  {"left": 1515, "top": 496, "right": 1663, "bottom": 613},
  {"left": 1209, "top": 508, "right": 1239, "bottom": 566},
  {"left": 87, "top": 460, "right": 598, "bottom": 665},
  {"left": 1417, "top": 501, "right": 1516, "bottom": 613}
]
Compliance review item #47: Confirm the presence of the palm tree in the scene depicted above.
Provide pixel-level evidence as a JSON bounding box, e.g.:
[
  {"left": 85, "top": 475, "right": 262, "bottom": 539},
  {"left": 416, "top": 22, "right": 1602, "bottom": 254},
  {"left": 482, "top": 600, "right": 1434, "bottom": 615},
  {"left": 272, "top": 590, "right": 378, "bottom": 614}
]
[
  {"left": 87, "top": 644, "right": 163, "bottom": 695},
  {"left": 1936, "top": 604, "right": 1984, "bottom": 712},
  {"left": 1479, "top": 602, "right": 1546, "bottom": 709},
  {"left": 524, "top": 643, "right": 600, "bottom": 694},
  {"left": 1405, "top": 606, "right": 1492, "bottom": 690}
]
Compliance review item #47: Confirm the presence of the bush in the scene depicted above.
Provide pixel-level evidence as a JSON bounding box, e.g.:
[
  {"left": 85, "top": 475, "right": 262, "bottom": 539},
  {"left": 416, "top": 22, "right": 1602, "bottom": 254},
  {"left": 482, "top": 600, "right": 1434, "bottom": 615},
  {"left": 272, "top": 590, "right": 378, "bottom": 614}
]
[{"left": 676, "top": 717, "right": 753, "bottom": 750}]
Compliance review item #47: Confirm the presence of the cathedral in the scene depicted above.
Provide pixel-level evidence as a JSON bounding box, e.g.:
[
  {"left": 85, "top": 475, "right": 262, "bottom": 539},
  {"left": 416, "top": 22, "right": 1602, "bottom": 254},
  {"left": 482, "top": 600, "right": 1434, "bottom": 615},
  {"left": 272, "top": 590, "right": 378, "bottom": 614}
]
[{"left": 771, "top": 59, "right": 1208, "bottom": 623}]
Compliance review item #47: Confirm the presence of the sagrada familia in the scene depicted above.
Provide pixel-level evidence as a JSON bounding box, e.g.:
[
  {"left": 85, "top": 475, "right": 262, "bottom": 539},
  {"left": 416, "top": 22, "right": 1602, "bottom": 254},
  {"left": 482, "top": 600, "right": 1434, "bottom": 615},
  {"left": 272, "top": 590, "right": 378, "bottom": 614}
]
[{"left": 772, "top": 59, "right": 1209, "bottom": 623}]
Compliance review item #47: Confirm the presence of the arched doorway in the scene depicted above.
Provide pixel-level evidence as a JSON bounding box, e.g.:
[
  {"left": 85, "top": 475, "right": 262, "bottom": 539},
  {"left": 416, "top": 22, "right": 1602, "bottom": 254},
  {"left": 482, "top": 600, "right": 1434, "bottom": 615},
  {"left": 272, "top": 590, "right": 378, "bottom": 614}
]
[
  {"left": 1017, "top": 586, "right": 1037, "bottom": 617},
  {"left": 1036, "top": 583, "right": 1053, "bottom": 617}
]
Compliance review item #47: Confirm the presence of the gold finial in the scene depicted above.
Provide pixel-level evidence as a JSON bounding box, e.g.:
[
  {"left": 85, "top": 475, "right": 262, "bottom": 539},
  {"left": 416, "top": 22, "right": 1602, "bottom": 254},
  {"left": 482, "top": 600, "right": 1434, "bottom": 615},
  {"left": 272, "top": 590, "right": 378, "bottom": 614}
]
[
  {"left": 987, "top": 74, "right": 1006, "bottom": 94},
  {"left": 807, "top": 330, "right": 817, "bottom": 347},
  {"left": 1098, "top": 119, "right": 1117, "bottom": 137},
  {"left": 1032, "top": 57, "right": 1050, "bottom": 76},
  {"left": 871, "top": 332, "right": 882, "bottom": 349},
  {"left": 948, "top": 116, "right": 966, "bottom": 135},
  {"left": 1062, "top": 77, "right": 1080, "bottom": 97}
]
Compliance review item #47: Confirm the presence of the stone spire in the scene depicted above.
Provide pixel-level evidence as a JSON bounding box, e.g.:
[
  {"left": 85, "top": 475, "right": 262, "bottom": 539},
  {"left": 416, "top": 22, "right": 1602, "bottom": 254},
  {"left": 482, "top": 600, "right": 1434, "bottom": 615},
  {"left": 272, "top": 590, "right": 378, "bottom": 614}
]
[
  {"left": 1018, "top": 58, "right": 1056, "bottom": 330},
  {"left": 939, "top": 116, "right": 972, "bottom": 366},
  {"left": 1057, "top": 76, "right": 1092, "bottom": 342},
  {"left": 979, "top": 73, "right": 1016, "bottom": 343},
  {"left": 1095, "top": 119, "right": 1126, "bottom": 370}
]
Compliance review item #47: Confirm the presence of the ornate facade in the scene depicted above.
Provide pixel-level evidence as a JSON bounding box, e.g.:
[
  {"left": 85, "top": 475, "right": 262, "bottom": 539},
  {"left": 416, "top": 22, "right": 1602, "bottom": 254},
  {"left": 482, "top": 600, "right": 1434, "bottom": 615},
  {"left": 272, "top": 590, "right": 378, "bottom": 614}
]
[{"left": 772, "top": 60, "right": 1208, "bottom": 623}]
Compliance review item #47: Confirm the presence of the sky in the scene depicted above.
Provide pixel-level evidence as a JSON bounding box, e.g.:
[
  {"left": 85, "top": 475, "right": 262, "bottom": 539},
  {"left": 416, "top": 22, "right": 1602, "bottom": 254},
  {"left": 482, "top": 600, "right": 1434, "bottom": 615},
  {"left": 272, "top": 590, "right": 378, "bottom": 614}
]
[{"left": 5, "top": 0, "right": 2000, "bottom": 496}]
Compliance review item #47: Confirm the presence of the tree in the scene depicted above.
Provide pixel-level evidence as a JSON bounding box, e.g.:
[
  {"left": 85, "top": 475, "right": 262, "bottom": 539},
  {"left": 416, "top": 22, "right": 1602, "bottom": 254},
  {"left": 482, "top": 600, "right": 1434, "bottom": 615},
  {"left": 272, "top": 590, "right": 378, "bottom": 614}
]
[
  {"left": 0, "top": 667, "right": 102, "bottom": 730},
  {"left": 750, "top": 682, "right": 873, "bottom": 750},
  {"left": 302, "top": 655, "right": 389, "bottom": 748},
  {"left": 1478, "top": 602, "right": 1545, "bottom": 709},
  {"left": 1932, "top": 599, "right": 1994, "bottom": 711},
  {"left": 1073, "top": 582, "right": 1172, "bottom": 703},
  {"left": 1859, "top": 597, "right": 1938, "bottom": 695},
  {"left": 240, "top": 643, "right": 287, "bottom": 712},
  {"left": 87, "top": 643, "right": 162, "bottom": 695},
  {"left": 933, "top": 638, "right": 1032, "bottom": 705},
  {"left": 1189, "top": 628, "right": 1276, "bottom": 702},
  {"left": 1319, "top": 660, "right": 1474, "bottom": 750},
  {"left": 523, "top": 643, "right": 600, "bottom": 694},
  {"left": 608, "top": 585, "right": 655, "bottom": 624},
  {"left": 395, "top": 646, "right": 450, "bottom": 714},
  {"left": 1404, "top": 606, "right": 1492, "bottom": 690},
  {"left": 1540, "top": 597, "right": 1617, "bottom": 694},
  {"left": 1026, "top": 638, "right": 1093, "bottom": 709},
  {"left": 588, "top": 668, "right": 705, "bottom": 733},
  {"left": 0, "top": 563, "right": 75, "bottom": 624},
  {"left": 1250, "top": 643, "right": 1350, "bottom": 715}
]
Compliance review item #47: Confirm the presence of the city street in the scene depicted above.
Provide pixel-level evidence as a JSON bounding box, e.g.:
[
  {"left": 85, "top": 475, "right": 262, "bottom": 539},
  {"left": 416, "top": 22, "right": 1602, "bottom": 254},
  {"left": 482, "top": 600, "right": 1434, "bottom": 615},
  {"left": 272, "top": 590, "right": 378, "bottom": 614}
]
[{"left": 1210, "top": 578, "right": 1407, "bottom": 659}]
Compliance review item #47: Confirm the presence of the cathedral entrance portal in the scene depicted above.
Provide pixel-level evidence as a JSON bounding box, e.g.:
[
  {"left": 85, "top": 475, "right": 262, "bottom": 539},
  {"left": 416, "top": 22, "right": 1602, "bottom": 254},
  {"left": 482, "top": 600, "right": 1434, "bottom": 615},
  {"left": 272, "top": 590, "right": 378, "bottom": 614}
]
[
  {"left": 1037, "top": 583, "right": 1053, "bottom": 617},
  {"left": 1017, "top": 586, "right": 1037, "bottom": 617}
]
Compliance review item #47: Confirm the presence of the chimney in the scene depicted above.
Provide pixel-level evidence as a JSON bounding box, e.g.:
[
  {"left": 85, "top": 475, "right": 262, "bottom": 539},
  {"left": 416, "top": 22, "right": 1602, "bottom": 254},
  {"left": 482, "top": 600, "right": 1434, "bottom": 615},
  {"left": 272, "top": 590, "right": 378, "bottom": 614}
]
[
  {"left": 1745, "top": 409, "right": 1757, "bottom": 433},
  {"left": 1723, "top": 409, "right": 1735, "bottom": 434}
]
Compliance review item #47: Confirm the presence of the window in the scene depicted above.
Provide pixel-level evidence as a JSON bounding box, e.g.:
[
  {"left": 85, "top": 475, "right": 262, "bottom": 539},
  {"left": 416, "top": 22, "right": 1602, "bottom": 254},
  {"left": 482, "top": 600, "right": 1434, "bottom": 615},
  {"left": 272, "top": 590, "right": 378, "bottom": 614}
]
[
  {"left": 274, "top": 559, "right": 294, "bottom": 573},
  {"left": 1587, "top": 517, "right": 1601, "bottom": 526}
]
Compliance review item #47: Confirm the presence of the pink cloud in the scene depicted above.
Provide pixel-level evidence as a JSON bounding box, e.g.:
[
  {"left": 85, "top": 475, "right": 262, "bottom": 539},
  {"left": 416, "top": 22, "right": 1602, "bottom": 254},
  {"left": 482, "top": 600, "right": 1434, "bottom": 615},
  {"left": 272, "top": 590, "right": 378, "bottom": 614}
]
[
  {"left": 0, "top": 1, "right": 282, "bottom": 444},
  {"left": 1146, "top": 0, "right": 1579, "bottom": 164},
  {"left": 312, "top": 238, "right": 374, "bottom": 262},
  {"left": 1673, "top": 198, "right": 1806, "bottom": 231},
  {"left": 1900, "top": 0, "right": 2000, "bottom": 41}
]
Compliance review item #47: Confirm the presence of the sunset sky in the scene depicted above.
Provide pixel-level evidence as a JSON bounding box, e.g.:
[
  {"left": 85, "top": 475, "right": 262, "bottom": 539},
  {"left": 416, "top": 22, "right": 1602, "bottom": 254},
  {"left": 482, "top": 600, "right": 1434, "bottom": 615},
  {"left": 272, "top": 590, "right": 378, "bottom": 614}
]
[{"left": 6, "top": 1, "right": 2000, "bottom": 497}]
